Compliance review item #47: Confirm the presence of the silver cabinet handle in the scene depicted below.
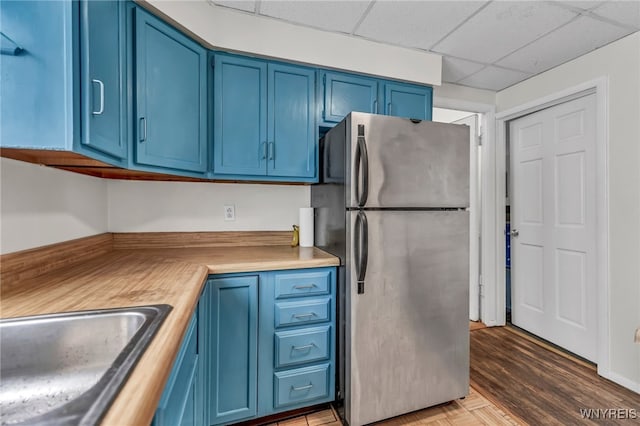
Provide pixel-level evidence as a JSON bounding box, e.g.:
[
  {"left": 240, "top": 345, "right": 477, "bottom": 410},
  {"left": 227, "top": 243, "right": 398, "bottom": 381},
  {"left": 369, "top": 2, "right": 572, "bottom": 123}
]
[
  {"left": 373, "top": 99, "right": 378, "bottom": 114},
  {"left": 387, "top": 102, "right": 392, "bottom": 115},
  {"left": 291, "top": 383, "right": 313, "bottom": 391},
  {"left": 293, "top": 284, "right": 317, "bottom": 290},
  {"left": 261, "top": 141, "right": 267, "bottom": 160},
  {"left": 291, "top": 343, "right": 316, "bottom": 351},
  {"left": 92, "top": 79, "right": 104, "bottom": 115},
  {"left": 139, "top": 117, "right": 147, "bottom": 142},
  {"left": 292, "top": 312, "right": 316, "bottom": 320},
  {"left": 511, "top": 229, "right": 519, "bottom": 237},
  {"left": 268, "top": 141, "right": 275, "bottom": 161}
]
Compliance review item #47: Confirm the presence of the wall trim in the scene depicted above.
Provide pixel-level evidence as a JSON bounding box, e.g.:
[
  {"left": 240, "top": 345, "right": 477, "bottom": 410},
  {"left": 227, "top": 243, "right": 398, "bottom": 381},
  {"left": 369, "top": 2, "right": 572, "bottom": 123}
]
[{"left": 494, "top": 77, "right": 611, "bottom": 380}]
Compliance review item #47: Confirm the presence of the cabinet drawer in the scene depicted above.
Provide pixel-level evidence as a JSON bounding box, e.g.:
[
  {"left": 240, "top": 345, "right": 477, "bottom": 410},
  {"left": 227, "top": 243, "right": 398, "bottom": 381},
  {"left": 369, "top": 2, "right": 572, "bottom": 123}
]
[
  {"left": 275, "top": 326, "right": 330, "bottom": 368},
  {"left": 274, "top": 270, "right": 331, "bottom": 299},
  {"left": 275, "top": 297, "right": 330, "bottom": 328},
  {"left": 274, "top": 364, "right": 330, "bottom": 408}
]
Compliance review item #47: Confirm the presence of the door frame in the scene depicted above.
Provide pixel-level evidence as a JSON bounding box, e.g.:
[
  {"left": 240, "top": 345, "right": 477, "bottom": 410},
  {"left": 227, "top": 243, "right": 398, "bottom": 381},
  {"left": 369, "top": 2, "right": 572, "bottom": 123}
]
[
  {"left": 493, "top": 77, "right": 610, "bottom": 377},
  {"left": 433, "top": 96, "right": 496, "bottom": 323}
]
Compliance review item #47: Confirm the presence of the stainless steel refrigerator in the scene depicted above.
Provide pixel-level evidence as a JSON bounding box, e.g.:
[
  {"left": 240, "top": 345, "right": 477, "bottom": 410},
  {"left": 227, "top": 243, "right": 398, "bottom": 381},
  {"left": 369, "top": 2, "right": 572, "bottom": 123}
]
[{"left": 311, "top": 112, "right": 470, "bottom": 426}]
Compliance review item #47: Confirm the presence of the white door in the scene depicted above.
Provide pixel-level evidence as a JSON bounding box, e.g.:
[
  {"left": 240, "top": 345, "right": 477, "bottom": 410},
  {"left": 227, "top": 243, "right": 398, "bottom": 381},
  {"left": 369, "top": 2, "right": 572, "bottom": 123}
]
[
  {"left": 510, "top": 94, "right": 597, "bottom": 361},
  {"left": 454, "top": 115, "right": 480, "bottom": 321}
]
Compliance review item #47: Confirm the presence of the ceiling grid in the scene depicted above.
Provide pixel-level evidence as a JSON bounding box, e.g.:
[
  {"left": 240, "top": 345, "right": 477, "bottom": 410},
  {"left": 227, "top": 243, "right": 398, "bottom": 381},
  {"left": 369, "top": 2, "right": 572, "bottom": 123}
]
[{"left": 209, "top": 0, "right": 640, "bottom": 90}]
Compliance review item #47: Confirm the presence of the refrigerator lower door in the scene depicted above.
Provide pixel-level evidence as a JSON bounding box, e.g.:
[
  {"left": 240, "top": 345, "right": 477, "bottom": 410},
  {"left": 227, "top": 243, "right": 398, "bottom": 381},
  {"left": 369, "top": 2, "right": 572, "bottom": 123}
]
[{"left": 345, "top": 210, "right": 469, "bottom": 426}]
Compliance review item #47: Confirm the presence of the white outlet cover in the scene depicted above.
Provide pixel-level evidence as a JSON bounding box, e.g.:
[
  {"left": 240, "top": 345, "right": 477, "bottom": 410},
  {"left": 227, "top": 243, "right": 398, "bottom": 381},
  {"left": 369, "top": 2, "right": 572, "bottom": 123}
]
[{"left": 224, "top": 205, "right": 235, "bottom": 221}]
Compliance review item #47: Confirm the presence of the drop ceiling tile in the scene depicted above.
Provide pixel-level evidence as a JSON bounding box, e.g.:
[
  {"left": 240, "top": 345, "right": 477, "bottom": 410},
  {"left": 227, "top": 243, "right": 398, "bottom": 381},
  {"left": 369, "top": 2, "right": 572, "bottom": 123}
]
[
  {"left": 355, "top": 1, "right": 488, "bottom": 50},
  {"left": 211, "top": 0, "right": 256, "bottom": 13},
  {"left": 550, "top": 1, "right": 606, "bottom": 11},
  {"left": 258, "top": 1, "right": 371, "bottom": 33},
  {"left": 442, "top": 57, "right": 486, "bottom": 83},
  {"left": 433, "top": 1, "right": 577, "bottom": 63},
  {"left": 458, "top": 66, "right": 531, "bottom": 91},
  {"left": 497, "top": 15, "right": 634, "bottom": 73},
  {"left": 591, "top": 1, "right": 640, "bottom": 29}
]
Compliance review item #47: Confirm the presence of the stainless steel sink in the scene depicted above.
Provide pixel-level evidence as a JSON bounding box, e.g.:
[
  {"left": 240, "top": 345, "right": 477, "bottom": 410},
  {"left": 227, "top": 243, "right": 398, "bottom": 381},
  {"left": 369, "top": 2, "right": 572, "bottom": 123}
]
[{"left": 0, "top": 304, "right": 172, "bottom": 426}]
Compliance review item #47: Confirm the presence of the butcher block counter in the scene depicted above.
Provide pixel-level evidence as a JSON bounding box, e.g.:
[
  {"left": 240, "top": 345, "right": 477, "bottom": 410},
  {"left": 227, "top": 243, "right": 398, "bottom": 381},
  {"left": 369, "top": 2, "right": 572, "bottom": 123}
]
[{"left": 0, "top": 232, "right": 340, "bottom": 425}]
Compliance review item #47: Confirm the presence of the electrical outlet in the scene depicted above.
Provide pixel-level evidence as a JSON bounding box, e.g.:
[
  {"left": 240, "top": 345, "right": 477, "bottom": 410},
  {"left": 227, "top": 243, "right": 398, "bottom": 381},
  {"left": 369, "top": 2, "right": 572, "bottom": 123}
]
[{"left": 224, "top": 205, "right": 235, "bottom": 221}]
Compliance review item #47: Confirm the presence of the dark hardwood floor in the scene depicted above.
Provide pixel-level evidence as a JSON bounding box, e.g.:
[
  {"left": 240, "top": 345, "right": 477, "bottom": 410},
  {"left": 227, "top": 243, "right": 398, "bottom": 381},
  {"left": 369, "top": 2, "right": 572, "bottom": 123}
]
[{"left": 470, "top": 326, "right": 640, "bottom": 425}]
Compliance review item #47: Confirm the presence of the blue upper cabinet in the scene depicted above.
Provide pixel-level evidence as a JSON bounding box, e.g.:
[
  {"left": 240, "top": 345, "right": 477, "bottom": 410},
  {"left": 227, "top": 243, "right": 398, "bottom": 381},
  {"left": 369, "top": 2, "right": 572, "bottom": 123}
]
[
  {"left": 320, "top": 71, "right": 378, "bottom": 125},
  {"left": 0, "top": 0, "right": 127, "bottom": 166},
  {"left": 268, "top": 64, "right": 316, "bottom": 179},
  {"left": 134, "top": 7, "right": 207, "bottom": 175},
  {"left": 212, "top": 54, "right": 317, "bottom": 182},
  {"left": 79, "top": 0, "right": 127, "bottom": 161},
  {"left": 319, "top": 70, "right": 433, "bottom": 127},
  {"left": 383, "top": 82, "right": 433, "bottom": 121},
  {"left": 213, "top": 54, "right": 267, "bottom": 177},
  {"left": 0, "top": 1, "right": 75, "bottom": 151}
]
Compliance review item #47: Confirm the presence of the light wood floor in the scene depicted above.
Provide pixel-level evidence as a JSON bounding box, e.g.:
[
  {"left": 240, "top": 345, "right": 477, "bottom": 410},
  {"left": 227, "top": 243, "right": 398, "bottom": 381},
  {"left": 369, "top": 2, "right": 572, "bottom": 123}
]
[{"left": 269, "top": 386, "right": 522, "bottom": 426}]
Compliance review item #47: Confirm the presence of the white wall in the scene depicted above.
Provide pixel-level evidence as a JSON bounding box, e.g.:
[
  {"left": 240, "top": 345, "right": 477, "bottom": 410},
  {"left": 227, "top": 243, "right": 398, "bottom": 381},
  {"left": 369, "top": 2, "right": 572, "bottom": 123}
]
[
  {"left": 432, "top": 107, "right": 477, "bottom": 123},
  {"left": 496, "top": 32, "right": 640, "bottom": 390},
  {"left": 0, "top": 159, "right": 310, "bottom": 253},
  {"left": 0, "top": 158, "right": 108, "bottom": 254},
  {"left": 139, "top": 0, "right": 441, "bottom": 86},
  {"left": 107, "top": 180, "right": 309, "bottom": 232},
  {"left": 434, "top": 83, "right": 496, "bottom": 107}
]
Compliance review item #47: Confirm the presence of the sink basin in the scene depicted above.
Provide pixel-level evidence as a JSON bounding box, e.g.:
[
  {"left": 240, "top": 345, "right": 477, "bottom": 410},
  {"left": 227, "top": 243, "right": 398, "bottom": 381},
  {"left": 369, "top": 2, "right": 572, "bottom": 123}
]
[{"left": 0, "top": 304, "right": 172, "bottom": 426}]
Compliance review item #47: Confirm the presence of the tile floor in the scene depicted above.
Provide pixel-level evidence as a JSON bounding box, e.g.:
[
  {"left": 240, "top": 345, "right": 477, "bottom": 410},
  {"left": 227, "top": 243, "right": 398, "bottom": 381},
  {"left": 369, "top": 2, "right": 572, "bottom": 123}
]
[{"left": 269, "top": 387, "right": 523, "bottom": 426}]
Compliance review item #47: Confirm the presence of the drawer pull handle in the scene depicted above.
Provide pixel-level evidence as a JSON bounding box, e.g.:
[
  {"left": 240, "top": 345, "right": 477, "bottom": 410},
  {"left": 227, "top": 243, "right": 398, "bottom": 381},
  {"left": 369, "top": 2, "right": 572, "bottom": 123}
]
[
  {"left": 291, "top": 343, "right": 316, "bottom": 351},
  {"left": 293, "top": 284, "right": 317, "bottom": 290},
  {"left": 292, "top": 312, "right": 317, "bottom": 320},
  {"left": 291, "top": 383, "right": 313, "bottom": 392}
]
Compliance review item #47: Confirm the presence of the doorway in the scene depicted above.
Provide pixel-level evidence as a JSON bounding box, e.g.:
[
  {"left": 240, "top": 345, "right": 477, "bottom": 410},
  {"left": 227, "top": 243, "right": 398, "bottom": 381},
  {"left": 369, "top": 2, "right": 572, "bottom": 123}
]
[{"left": 433, "top": 107, "right": 482, "bottom": 322}]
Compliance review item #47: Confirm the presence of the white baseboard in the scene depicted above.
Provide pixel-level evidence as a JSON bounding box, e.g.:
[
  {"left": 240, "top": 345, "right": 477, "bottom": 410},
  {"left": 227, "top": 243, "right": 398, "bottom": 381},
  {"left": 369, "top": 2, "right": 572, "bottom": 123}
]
[{"left": 599, "top": 369, "right": 640, "bottom": 394}]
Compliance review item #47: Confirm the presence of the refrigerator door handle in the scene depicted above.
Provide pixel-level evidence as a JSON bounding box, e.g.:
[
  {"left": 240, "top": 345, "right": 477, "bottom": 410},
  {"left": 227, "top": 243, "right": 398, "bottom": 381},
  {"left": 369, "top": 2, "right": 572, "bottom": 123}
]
[
  {"left": 354, "top": 210, "right": 368, "bottom": 294},
  {"left": 354, "top": 125, "right": 369, "bottom": 207}
]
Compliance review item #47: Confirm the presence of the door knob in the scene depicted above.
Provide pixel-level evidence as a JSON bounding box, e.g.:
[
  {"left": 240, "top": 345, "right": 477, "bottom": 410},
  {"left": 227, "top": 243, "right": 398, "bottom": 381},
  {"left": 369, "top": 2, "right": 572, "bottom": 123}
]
[{"left": 511, "top": 229, "right": 519, "bottom": 237}]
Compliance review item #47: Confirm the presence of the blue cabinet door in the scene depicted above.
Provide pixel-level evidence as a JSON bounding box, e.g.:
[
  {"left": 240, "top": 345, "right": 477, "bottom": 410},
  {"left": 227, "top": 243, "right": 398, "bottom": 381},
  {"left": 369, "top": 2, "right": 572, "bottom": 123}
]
[
  {"left": 153, "top": 310, "right": 199, "bottom": 426},
  {"left": 384, "top": 82, "right": 433, "bottom": 120},
  {"left": 267, "top": 64, "right": 316, "bottom": 179},
  {"left": 134, "top": 8, "right": 207, "bottom": 173},
  {"left": 321, "top": 71, "right": 377, "bottom": 124},
  {"left": 78, "top": 0, "right": 127, "bottom": 161},
  {"left": 213, "top": 54, "right": 267, "bottom": 177},
  {"left": 207, "top": 275, "right": 258, "bottom": 425},
  {"left": 0, "top": 1, "right": 75, "bottom": 150}
]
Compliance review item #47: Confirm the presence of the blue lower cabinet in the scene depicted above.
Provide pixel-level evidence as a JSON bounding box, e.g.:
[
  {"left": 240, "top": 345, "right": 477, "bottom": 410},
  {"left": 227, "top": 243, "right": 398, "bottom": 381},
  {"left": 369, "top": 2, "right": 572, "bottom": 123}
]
[
  {"left": 206, "top": 275, "right": 259, "bottom": 425},
  {"left": 153, "top": 310, "right": 199, "bottom": 426},
  {"left": 155, "top": 267, "right": 335, "bottom": 426},
  {"left": 257, "top": 267, "right": 336, "bottom": 418},
  {"left": 198, "top": 267, "right": 335, "bottom": 425}
]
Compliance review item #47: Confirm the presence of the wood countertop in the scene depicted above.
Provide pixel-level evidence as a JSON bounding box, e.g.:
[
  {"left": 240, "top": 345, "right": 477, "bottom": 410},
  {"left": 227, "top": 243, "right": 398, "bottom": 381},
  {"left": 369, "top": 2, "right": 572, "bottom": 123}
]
[{"left": 0, "top": 243, "right": 339, "bottom": 425}]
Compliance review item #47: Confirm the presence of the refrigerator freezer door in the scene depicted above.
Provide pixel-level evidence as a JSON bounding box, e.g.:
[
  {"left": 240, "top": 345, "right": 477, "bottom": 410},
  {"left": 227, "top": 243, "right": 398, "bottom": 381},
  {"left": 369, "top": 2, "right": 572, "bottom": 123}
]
[
  {"left": 345, "top": 210, "right": 469, "bottom": 426},
  {"left": 346, "top": 112, "right": 470, "bottom": 208}
]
